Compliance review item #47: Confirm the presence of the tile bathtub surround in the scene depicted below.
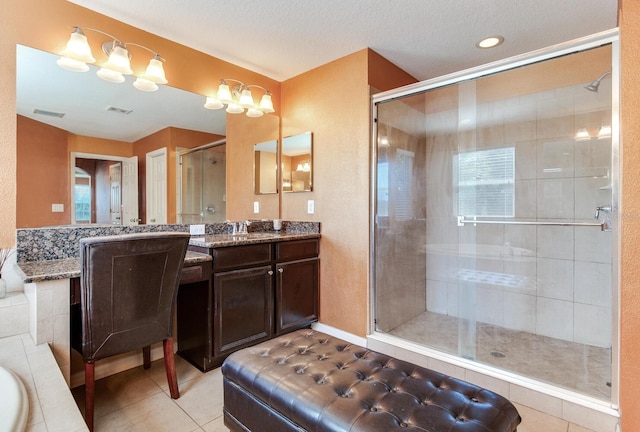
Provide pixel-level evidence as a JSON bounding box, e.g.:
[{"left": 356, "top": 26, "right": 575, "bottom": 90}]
[
  {"left": 16, "top": 221, "right": 320, "bottom": 263},
  {"left": 0, "top": 333, "right": 87, "bottom": 431}
]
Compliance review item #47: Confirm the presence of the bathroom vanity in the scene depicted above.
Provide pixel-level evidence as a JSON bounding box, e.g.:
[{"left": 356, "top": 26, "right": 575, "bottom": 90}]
[
  {"left": 14, "top": 223, "right": 320, "bottom": 381},
  {"left": 180, "top": 233, "right": 320, "bottom": 371}
]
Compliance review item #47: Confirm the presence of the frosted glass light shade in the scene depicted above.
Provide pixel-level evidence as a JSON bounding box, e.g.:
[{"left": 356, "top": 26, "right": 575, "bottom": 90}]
[
  {"left": 204, "top": 96, "right": 224, "bottom": 110},
  {"left": 56, "top": 56, "right": 90, "bottom": 72},
  {"left": 97, "top": 67, "right": 125, "bottom": 83},
  {"left": 575, "top": 128, "right": 590, "bottom": 141},
  {"left": 61, "top": 29, "right": 96, "bottom": 63},
  {"left": 259, "top": 93, "right": 274, "bottom": 113},
  {"left": 141, "top": 57, "right": 168, "bottom": 84},
  {"left": 133, "top": 77, "right": 158, "bottom": 91},
  {"left": 246, "top": 108, "right": 264, "bottom": 118},
  {"left": 217, "top": 83, "right": 233, "bottom": 103},
  {"left": 239, "top": 89, "right": 255, "bottom": 108},
  {"left": 226, "top": 103, "right": 244, "bottom": 114},
  {"left": 103, "top": 44, "right": 133, "bottom": 75}
]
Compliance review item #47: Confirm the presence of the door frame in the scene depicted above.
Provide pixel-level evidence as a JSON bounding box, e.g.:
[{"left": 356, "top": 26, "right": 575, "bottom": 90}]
[
  {"left": 146, "top": 147, "right": 168, "bottom": 224},
  {"left": 70, "top": 152, "right": 130, "bottom": 225}
]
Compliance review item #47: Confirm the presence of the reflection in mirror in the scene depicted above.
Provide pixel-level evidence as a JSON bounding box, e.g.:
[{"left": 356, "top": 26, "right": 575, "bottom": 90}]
[
  {"left": 254, "top": 140, "right": 278, "bottom": 194},
  {"left": 178, "top": 140, "right": 227, "bottom": 223},
  {"left": 282, "top": 132, "right": 312, "bottom": 192},
  {"left": 16, "top": 44, "right": 226, "bottom": 227}
]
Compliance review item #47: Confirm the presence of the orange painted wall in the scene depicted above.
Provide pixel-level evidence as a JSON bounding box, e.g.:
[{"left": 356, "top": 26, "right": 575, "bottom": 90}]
[
  {"left": 226, "top": 113, "right": 280, "bottom": 220},
  {"left": 280, "top": 49, "right": 416, "bottom": 337},
  {"left": 16, "top": 119, "right": 133, "bottom": 228},
  {"left": 619, "top": 0, "right": 640, "bottom": 428},
  {"left": 67, "top": 134, "right": 133, "bottom": 157},
  {"left": 16, "top": 115, "right": 70, "bottom": 227}
]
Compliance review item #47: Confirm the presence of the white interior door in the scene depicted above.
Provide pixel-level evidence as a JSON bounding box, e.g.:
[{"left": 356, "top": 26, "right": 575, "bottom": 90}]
[
  {"left": 146, "top": 148, "right": 167, "bottom": 224},
  {"left": 122, "top": 156, "right": 139, "bottom": 225},
  {"left": 109, "top": 163, "right": 122, "bottom": 225}
]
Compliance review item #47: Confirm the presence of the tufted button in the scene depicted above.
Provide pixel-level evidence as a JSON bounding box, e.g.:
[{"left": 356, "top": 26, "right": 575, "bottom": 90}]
[
  {"left": 391, "top": 388, "right": 397, "bottom": 393},
  {"left": 471, "top": 397, "right": 479, "bottom": 402},
  {"left": 277, "top": 358, "right": 287, "bottom": 365},
  {"left": 400, "top": 422, "right": 408, "bottom": 427},
  {"left": 370, "top": 407, "right": 378, "bottom": 412},
  {"left": 457, "top": 416, "right": 465, "bottom": 422},
  {"left": 421, "top": 400, "right": 429, "bottom": 406}
]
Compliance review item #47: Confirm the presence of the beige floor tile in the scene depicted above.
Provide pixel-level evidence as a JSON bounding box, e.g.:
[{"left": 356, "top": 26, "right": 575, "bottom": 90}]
[
  {"left": 172, "top": 367, "right": 225, "bottom": 426},
  {"left": 95, "top": 392, "right": 200, "bottom": 432},
  {"left": 73, "top": 366, "right": 164, "bottom": 418},
  {"left": 515, "top": 403, "right": 569, "bottom": 432},
  {"left": 144, "top": 354, "right": 205, "bottom": 391},
  {"left": 201, "top": 415, "right": 230, "bottom": 432}
]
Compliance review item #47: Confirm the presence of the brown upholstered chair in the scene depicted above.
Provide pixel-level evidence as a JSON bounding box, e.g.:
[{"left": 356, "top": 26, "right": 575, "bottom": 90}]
[{"left": 72, "top": 232, "right": 190, "bottom": 431}]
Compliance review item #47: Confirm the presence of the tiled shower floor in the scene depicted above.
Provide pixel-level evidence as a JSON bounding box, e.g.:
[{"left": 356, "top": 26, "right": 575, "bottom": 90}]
[{"left": 388, "top": 311, "right": 611, "bottom": 400}]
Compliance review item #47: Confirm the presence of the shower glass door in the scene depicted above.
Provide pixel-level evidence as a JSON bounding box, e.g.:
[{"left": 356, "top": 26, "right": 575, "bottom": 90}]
[
  {"left": 178, "top": 143, "right": 227, "bottom": 224},
  {"left": 373, "top": 38, "right": 616, "bottom": 402}
]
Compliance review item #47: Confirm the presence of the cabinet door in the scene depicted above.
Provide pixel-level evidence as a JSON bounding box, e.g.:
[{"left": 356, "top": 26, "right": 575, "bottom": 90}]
[
  {"left": 213, "top": 265, "right": 273, "bottom": 359},
  {"left": 275, "top": 258, "right": 319, "bottom": 335}
]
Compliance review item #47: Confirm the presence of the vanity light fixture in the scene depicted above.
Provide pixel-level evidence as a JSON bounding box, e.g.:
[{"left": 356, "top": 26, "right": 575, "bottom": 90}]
[
  {"left": 296, "top": 161, "right": 311, "bottom": 172},
  {"left": 574, "top": 128, "right": 591, "bottom": 141},
  {"left": 476, "top": 35, "right": 504, "bottom": 49},
  {"left": 57, "top": 26, "right": 168, "bottom": 92},
  {"left": 204, "top": 79, "right": 275, "bottom": 117}
]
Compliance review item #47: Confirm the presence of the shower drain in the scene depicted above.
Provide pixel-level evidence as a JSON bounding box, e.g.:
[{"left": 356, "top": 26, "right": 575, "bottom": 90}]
[{"left": 490, "top": 351, "right": 506, "bottom": 358}]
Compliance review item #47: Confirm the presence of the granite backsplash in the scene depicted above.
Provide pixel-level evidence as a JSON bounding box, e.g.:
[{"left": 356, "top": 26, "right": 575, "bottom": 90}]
[{"left": 16, "top": 220, "right": 320, "bottom": 263}]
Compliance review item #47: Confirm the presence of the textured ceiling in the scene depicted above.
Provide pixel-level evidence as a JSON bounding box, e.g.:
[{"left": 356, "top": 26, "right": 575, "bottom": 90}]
[{"left": 68, "top": 0, "right": 618, "bottom": 82}]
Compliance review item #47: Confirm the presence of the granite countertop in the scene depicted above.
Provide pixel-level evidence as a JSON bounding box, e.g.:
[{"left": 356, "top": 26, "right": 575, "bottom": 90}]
[
  {"left": 188, "top": 232, "right": 320, "bottom": 248},
  {"left": 16, "top": 251, "right": 212, "bottom": 284}
]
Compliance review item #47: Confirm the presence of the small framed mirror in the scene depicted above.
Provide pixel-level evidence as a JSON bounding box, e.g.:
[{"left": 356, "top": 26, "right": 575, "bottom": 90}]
[
  {"left": 254, "top": 139, "right": 278, "bottom": 194},
  {"left": 282, "top": 132, "right": 312, "bottom": 192}
]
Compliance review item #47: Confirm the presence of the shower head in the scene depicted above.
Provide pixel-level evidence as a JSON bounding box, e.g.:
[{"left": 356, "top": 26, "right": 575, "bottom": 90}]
[{"left": 585, "top": 71, "right": 611, "bottom": 92}]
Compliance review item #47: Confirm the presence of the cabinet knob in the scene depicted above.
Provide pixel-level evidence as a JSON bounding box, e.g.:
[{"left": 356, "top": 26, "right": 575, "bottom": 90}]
[
  {"left": 278, "top": 268, "right": 284, "bottom": 273},
  {"left": 267, "top": 270, "right": 274, "bottom": 276}
]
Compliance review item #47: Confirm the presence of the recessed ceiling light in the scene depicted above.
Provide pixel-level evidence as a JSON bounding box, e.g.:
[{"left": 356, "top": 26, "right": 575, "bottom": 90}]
[{"left": 476, "top": 36, "right": 504, "bottom": 49}]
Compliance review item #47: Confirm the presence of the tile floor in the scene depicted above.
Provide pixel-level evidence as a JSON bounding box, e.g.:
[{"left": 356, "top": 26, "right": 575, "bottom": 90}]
[
  {"left": 71, "top": 356, "right": 229, "bottom": 432},
  {"left": 389, "top": 311, "right": 611, "bottom": 400},
  {"left": 68, "top": 347, "right": 604, "bottom": 432}
]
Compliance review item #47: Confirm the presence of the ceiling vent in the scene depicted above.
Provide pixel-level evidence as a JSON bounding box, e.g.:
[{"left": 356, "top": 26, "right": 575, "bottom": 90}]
[
  {"left": 33, "top": 108, "right": 65, "bottom": 118},
  {"left": 106, "top": 105, "right": 133, "bottom": 115}
]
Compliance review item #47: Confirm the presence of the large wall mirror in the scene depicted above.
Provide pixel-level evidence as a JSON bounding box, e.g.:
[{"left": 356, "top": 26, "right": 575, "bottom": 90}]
[
  {"left": 254, "top": 139, "right": 278, "bottom": 194},
  {"left": 16, "top": 44, "right": 227, "bottom": 228},
  {"left": 282, "top": 132, "right": 312, "bottom": 192}
]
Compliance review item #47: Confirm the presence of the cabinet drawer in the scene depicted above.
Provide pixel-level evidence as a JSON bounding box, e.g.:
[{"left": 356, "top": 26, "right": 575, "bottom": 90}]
[
  {"left": 213, "top": 243, "right": 273, "bottom": 271},
  {"left": 276, "top": 239, "right": 319, "bottom": 261},
  {"left": 180, "top": 261, "right": 211, "bottom": 284}
]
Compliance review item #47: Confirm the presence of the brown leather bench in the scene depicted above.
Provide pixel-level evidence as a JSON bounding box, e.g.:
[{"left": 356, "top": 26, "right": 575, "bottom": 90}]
[{"left": 222, "top": 329, "right": 521, "bottom": 431}]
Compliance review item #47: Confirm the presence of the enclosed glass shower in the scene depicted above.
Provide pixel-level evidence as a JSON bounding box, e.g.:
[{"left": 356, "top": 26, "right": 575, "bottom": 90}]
[
  {"left": 177, "top": 141, "right": 227, "bottom": 224},
  {"left": 372, "top": 36, "right": 617, "bottom": 402}
]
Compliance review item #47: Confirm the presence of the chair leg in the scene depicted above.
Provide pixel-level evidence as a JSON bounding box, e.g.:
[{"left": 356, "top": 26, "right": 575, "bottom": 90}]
[
  {"left": 163, "top": 338, "right": 180, "bottom": 399},
  {"left": 143, "top": 345, "right": 151, "bottom": 369},
  {"left": 85, "top": 362, "right": 95, "bottom": 432}
]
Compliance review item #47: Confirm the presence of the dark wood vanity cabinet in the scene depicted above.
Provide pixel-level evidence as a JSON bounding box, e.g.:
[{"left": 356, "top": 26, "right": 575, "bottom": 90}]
[
  {"left": 180, "top": 238, "right": 319, "bottom": 371},
  {"left": 275, "top": 239, "right": 319, "bottom": 335}
]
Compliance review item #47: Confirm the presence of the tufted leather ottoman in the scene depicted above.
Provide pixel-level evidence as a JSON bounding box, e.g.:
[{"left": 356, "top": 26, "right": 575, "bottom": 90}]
[{"left": 222, "top": 329, "right": 521, "bottom": 432}]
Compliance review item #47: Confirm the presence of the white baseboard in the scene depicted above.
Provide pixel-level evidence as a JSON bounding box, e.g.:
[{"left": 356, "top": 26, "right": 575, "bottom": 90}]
[{"left": 311, "top": 322, "right": 367, "bottom": 346}]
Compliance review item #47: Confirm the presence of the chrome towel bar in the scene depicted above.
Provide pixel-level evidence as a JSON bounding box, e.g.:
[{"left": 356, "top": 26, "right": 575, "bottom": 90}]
[{"left": 456, "top": 216, "right": 606, "bottom": 230}]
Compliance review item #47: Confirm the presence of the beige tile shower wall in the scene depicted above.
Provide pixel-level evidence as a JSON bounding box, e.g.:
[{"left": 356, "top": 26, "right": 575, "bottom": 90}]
[
  {"left": 375, "top": 121, "right": 428, "bottom": 332},
  {"left": 425, "top": 82, "right": 613, "bottom": 348}
]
